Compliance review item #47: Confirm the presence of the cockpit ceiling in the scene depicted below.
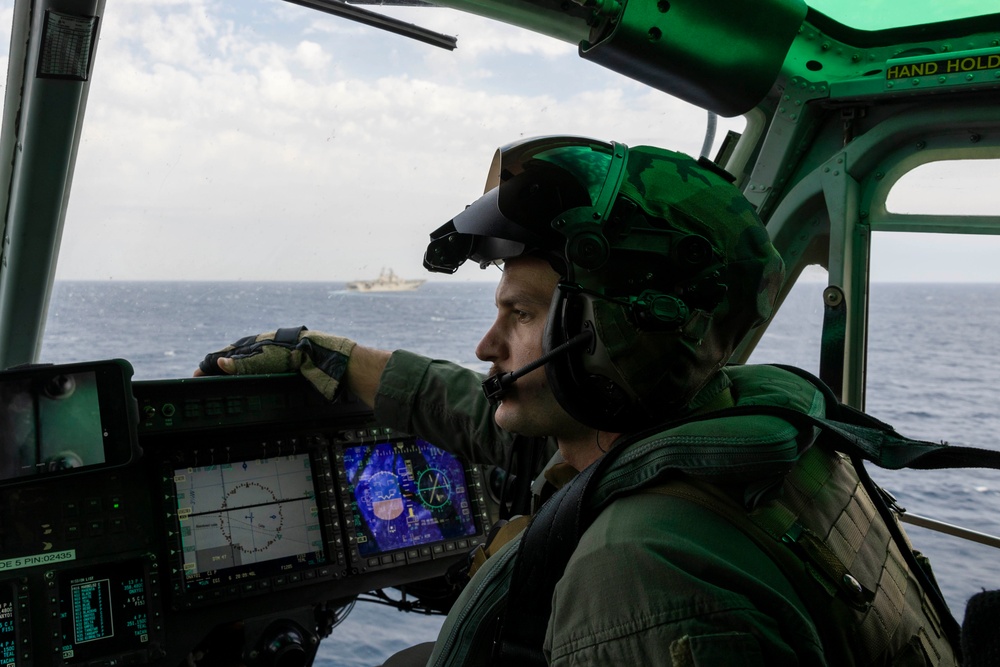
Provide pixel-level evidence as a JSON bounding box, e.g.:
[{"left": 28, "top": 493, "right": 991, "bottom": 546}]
[{"left": 809, "top": 0, "right": 1000, "bottom": 32}]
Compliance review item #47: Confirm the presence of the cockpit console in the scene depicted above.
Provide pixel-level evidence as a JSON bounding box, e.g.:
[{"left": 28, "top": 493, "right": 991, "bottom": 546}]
[{"left": 0, "top": 360, "right": 492, "bottom": 666}]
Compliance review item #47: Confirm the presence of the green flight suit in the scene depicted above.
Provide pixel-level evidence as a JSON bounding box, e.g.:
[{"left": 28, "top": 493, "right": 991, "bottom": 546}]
[{"left": 374, "top": 351, "right": 958, "bottom": 667}]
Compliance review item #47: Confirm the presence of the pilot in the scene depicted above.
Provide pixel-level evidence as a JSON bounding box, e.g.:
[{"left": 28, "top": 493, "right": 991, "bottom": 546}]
[{"left": 197, "top": 137, "right": 959, "bottom": 666}]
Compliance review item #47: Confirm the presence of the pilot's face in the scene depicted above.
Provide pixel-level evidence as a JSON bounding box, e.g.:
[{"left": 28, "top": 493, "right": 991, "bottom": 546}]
[{"left": 475, "top": 256, "right": 587, "bottom": 440}]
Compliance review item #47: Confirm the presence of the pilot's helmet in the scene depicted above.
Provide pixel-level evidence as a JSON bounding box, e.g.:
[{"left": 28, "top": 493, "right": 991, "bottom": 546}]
[{"left": 425, "top": 136, "right": 784, "bottom": 431}]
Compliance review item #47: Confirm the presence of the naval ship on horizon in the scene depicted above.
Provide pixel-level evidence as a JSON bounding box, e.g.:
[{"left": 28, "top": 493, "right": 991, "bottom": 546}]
[{"left": 345, "top": 268, "right": 425, "bottom": 292}]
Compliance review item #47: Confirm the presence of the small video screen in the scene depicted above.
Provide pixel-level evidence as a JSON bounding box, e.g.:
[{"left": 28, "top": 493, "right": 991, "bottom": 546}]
[
  {"left": 55, "top": 560, "right": 150, "bottom": 664},
  {"left": 0, "top": 371, "right": 104, "bottom": 481},
  {"left": 343, "top": 438, "right": 478, "bottom": 557},
  {"left": 172, "top": 453, "right": 327, "bottom": 589}
]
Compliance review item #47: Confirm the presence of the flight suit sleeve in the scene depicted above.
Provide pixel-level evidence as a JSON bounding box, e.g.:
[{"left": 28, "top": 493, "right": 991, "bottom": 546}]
[{"left": 373, "top": 349, "right": 516, "bottom": 467}]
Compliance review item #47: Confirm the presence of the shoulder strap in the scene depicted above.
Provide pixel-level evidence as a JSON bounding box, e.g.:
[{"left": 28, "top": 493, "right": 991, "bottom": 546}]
[
  {"left": 491, "top": 456, "right": 606, "bottom": 666},
  {"left": 766, "top": 363, "right": 1000, "bottom": 471},
  {"left": 672, "top": 401, "right": 1000, "bottom": 471}
]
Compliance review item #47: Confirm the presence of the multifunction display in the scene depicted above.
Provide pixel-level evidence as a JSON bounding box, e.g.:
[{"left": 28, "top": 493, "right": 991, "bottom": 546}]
[
  {"left": 343, "top": 438, "right": 479, "bottom": 556},
  {"left": 55, "top": 560, "right": 153, "bottom": 664},
  {"left": 0, "top": 583, "right": 16, "bottom": 667},
  {"left": 173, "top": 453, "right": 327, "bottom": 588}
]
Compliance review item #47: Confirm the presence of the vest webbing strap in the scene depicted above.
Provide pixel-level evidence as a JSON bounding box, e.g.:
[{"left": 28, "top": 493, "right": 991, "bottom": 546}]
[{"left": 492, "top": 456, "right": 603, "bottom": 667}]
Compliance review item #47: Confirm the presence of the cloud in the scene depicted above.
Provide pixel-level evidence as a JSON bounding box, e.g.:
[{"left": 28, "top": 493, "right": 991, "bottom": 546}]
[
  {"left": 5, "top": 0, "right": 998, "bottom": 284},
  {"left": 51, "top": 0, "right": 733, "bottom": 281},
  {"left": 294, "top": 40, "right": 330, "bottom": 71}
]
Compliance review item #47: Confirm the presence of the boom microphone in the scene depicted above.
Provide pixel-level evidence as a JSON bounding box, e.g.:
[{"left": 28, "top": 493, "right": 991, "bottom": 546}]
[{"left": 481, "top": 330, "right": 594, "bottom": 405}]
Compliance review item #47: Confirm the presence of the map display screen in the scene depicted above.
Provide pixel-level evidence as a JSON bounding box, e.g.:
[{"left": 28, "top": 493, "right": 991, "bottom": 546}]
[
  {"left": 342, "top": 438, "right": 478, "bottom": 556},
  {"left": 172, "top": 454, "right": 326, "bottom": 587}
]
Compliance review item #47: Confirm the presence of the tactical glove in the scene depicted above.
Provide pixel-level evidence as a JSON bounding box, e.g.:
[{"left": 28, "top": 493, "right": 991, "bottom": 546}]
[{"left": 198, "top": 326, "right": 356, "bottom": 401}]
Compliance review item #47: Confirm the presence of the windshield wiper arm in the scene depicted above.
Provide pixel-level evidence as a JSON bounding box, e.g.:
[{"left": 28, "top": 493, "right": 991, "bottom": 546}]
[{"left": 284, "top": 0, "right": 458, "bottom": 50}]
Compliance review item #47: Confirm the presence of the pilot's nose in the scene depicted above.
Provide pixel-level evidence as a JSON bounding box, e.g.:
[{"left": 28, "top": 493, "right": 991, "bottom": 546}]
[{"left": 475, "top": 316, "right": 505, "bottom": 365}]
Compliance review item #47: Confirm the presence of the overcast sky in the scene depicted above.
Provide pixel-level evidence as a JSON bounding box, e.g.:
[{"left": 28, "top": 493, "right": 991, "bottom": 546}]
[{"left": 1, "top": 0, "right": 998, "bottom": 282}]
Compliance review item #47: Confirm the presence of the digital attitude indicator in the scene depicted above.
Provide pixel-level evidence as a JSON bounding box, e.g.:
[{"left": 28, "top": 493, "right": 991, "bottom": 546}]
[{"left": 342, "top": 438, "right": 478, "bottom": 557}]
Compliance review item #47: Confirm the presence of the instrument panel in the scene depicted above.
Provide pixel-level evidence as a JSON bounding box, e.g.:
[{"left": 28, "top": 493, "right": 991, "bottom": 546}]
[{"left": 0, "top": 365, "right": 491, "bottom": 666}]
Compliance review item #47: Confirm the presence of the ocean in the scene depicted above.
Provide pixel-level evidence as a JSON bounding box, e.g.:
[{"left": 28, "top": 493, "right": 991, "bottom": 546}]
[{"left": 39, "top": 280, "right": 1000, "bottom": 666}]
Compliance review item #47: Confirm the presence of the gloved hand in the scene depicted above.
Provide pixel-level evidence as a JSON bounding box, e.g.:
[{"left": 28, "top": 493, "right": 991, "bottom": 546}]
[{"left": 198, "top": 326, "right": 356, "bottom": 401}]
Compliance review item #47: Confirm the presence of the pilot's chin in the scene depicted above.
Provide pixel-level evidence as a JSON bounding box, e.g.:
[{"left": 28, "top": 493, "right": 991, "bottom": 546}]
[{"left": 492, "top": 401, "right": 515, "bottom": 430}]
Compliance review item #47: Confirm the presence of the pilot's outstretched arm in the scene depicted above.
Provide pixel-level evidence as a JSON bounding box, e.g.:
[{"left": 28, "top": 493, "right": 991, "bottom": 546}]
[{"left": 196, "top": 330, "right": 532, "bottom": 468}]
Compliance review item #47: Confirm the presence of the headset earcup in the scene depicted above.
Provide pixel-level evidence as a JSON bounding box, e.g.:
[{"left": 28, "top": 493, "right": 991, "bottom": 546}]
[
  {"left": 541, "top": 287, "right": 578, "bottom": 421},
  {"left": 543, "top": 286, "right": 638, "bottom": 432}
]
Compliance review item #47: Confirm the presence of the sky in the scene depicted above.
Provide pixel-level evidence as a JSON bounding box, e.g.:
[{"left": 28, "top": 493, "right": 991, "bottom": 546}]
[{"left": 0, "top": 0, "right": 998, "bottom": 282}]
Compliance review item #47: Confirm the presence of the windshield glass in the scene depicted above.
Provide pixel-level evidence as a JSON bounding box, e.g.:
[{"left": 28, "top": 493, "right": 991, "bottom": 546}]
[
  {"left": 809, "top": 0, "right": 997, "bottom": 30},
  {"left": 4, "top": 0, "right": 742, "bottom": 380}
]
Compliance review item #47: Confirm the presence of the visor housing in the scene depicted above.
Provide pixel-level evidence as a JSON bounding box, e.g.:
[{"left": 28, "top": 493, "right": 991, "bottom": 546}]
[{"left": 424, "top": 136, "right": 625, "bottom": 274}]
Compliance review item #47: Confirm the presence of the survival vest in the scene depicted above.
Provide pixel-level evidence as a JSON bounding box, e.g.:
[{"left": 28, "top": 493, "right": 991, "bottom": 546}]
[{"left": 429, "top": 364, "right": 1000, "bottom": 666}]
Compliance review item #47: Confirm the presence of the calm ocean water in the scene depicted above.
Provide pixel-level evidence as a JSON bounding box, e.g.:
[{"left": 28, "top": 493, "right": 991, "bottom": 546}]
[{"left": 40, "top": 280, "right": 1000, "bottom": 666}]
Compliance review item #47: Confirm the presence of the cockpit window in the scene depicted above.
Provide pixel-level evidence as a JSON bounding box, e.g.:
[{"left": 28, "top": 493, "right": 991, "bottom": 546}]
[
  {"left": 886, "top": 159, "right": 1000, "bottom": 216},
  {"left": 42, "top": 2, "right": 745, "bottom": 285},
  {"left": 809, "top": 0, "right": 998, "bottom": 31},
  {"left": 747, "top": 267, "right": 826, "bottom": 375},
  {"left": 23, "top": 2, "right": 743, "bottom": 382},
  {"left": 865, "top": 231, "right": 1000, "bottom": 617}
]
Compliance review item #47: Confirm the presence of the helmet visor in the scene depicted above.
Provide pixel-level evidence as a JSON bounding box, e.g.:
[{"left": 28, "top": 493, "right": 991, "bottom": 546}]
[{"left": 424, "top": 136, "right": 625, "bottom": 274}]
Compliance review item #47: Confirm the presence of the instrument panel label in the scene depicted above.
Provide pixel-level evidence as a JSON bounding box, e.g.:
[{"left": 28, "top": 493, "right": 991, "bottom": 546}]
[
  {"left": 887, "top": 52, "right": 1000, "bottom": 80},
  {"left": 0, "top": 549, "right": 76, "bottom": 571}
]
